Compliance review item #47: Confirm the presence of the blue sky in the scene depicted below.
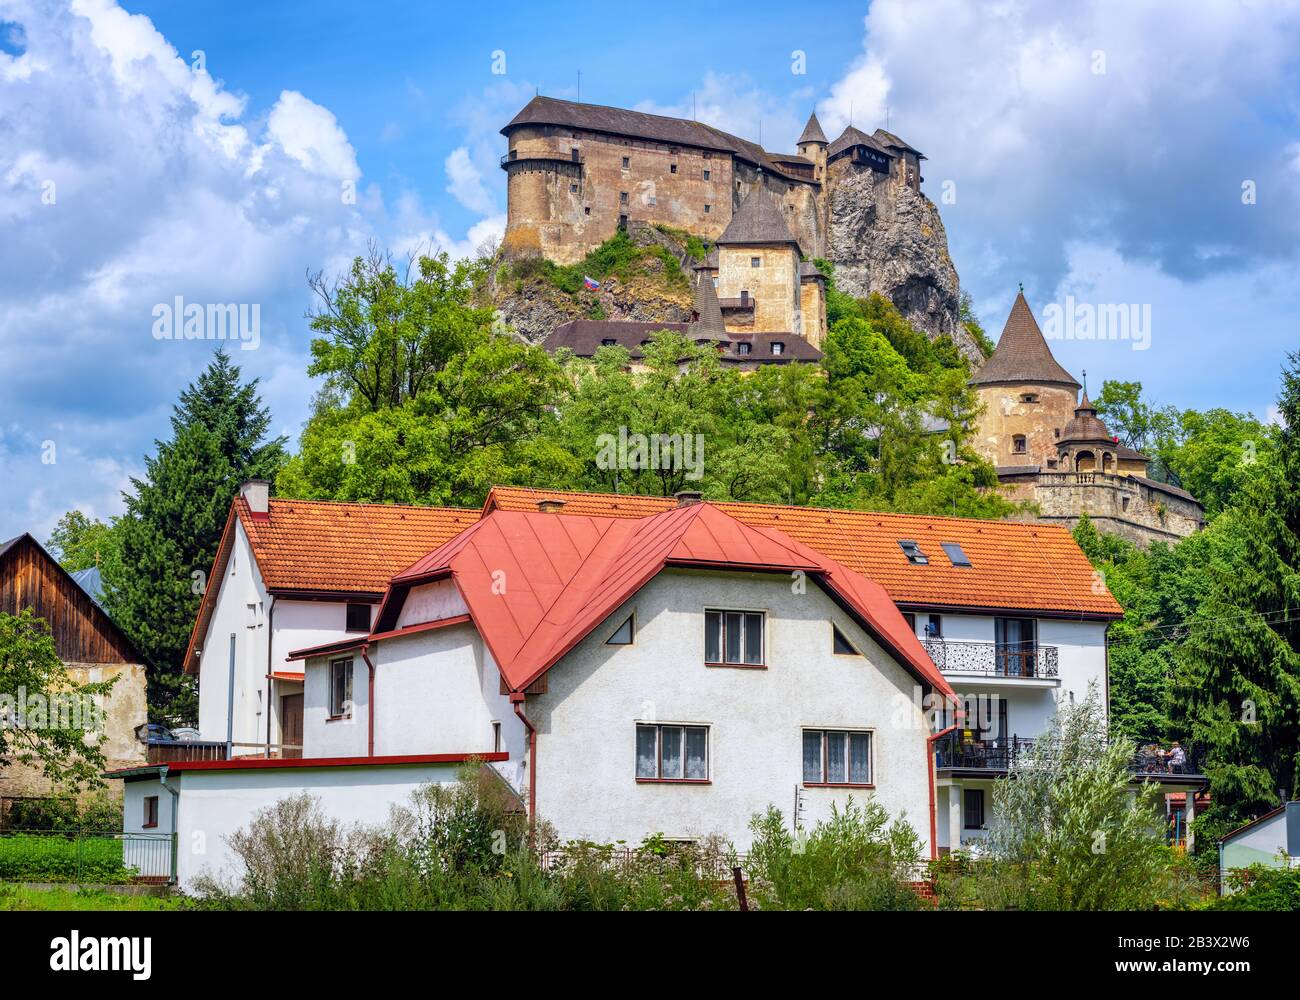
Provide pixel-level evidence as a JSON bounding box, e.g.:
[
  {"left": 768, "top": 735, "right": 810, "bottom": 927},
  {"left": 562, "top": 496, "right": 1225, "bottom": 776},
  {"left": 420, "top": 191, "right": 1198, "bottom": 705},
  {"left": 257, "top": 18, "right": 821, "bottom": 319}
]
[{"left": 2, "top": 0, "right": 1299, "bottom": 540}]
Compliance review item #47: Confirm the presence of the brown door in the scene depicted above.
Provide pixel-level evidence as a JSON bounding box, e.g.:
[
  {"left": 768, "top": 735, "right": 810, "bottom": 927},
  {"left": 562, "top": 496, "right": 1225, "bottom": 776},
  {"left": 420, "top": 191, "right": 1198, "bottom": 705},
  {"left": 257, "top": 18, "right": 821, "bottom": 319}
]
[{"left": 280, "top": 694, "right": 303, "bottom": 758}]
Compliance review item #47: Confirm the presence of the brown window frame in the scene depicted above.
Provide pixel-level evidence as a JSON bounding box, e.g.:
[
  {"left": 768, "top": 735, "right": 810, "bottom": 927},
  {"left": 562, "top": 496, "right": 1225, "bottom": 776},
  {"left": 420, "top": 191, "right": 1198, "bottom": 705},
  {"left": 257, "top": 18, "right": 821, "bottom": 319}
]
[
  {"left": 328, "top": 657, "right": 353, "bottom": 721},
  {"left": 802, "top": 729, "right": 874, "bottom": 787},
  {"left": 635, "top": 723, "right": 710, "bottom": 783},
  {"left": 704, "top": 609, "right": 765, "bottom": 667},
  {"left": 143, "top": 795, "right": 159, "bottom": 829}
]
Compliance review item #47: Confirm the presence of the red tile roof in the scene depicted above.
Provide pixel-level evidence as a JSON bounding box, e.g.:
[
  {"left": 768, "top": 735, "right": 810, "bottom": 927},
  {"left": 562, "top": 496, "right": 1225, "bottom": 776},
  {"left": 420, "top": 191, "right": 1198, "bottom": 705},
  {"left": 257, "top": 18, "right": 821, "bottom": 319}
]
[
  {"left": 484, "top": 487, "right": 1122, "bottom": 619},
  {"left": 377, "top": 504, "right": 952, "bottom": 697}
]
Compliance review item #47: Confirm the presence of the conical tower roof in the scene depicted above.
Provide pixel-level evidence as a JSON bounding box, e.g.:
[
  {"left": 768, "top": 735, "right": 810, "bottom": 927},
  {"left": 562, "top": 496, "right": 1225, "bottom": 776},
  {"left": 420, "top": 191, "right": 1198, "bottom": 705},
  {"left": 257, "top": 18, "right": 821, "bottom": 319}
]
[
  {"left": 969, "top": 291, "right": 1081, "bottom": 389},
  {"left": 691, "top": 272, "right": 730, "bottom": 344},
  {"left": 797, "top": 111, "right": 828, "bottom": 145},
  {"left": 717, "top": 189, "right": 800, "bottom": 248}
]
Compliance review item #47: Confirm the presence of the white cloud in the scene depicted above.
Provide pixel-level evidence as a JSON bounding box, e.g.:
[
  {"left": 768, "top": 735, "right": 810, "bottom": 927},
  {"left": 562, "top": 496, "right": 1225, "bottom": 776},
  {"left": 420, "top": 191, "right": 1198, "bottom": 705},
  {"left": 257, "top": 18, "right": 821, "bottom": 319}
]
[
  {"left": 444, "top": 146, "right": 496, "bottom": 215},
  {"left": 265, "top": 90, "right": 361, "bottom": 182}
]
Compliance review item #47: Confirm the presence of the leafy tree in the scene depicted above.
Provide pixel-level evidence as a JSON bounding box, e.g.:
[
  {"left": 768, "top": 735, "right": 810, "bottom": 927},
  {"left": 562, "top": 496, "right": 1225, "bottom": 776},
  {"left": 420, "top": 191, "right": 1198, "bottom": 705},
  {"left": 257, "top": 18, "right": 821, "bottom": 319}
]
[
  {"left": 959, "top": 290, "right": 995, "bottom": 358},
  {"left": 102, "top": 350, "right": 286, "bottom": 723},
  {"left": 0, "top": 609, "right": 114, "bottom": 790},
  {"left": 1170, "top": 352, "right": 1300, "bottom": 848},
  {"left": 46, "top": 511, "right": 115, "bottom": 572},
  {"left": 976, "top": 686, "right": 1195, "bottom": 910}
]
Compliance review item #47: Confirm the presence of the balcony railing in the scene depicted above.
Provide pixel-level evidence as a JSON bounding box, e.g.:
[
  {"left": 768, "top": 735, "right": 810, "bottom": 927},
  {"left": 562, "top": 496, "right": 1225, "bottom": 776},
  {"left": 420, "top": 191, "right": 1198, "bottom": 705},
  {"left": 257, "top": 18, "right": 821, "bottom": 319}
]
[
  {"left": 934, "top": 731, "right": 1205, "bottom": 778},
  {"left": 922, "top": 640, "right": 1059, "bottom": 679}
]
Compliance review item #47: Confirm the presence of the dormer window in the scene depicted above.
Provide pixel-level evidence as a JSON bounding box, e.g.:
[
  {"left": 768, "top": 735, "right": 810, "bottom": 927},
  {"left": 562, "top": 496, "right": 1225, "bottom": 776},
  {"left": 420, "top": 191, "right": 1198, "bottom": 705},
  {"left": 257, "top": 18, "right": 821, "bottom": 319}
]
[
  {"left": 770, "top": 342, "right": 784, "bottom": 355},
  {"left": 898, "top": 540, "right": 928, "bottom": 564},
  {"left": 736, "top": 342, "right": 752, "bottom": 355}
]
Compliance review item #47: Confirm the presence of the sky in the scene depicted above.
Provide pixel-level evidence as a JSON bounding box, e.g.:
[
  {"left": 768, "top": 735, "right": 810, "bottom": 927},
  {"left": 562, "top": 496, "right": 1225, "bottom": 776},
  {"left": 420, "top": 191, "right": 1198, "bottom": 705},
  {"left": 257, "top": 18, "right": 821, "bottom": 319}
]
[{"left": 2, "top": 0, "right": 1299, "bottom": 541}]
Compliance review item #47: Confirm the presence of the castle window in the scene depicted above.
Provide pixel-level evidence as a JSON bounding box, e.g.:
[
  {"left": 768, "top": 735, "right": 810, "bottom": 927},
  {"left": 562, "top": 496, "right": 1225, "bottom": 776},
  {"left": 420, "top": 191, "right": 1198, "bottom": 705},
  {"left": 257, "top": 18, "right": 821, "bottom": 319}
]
[
  {"left": 703, "top": 169, "right": 711, "bottom": 180},
  {"left": 570, "top": 183, "right": 578, "bottom": 193},
  {"left": 771, "top": 342, "right": 784, "bottom": 355},
  {"left": 601, "top": 339, "right": 618, "bottom": 347},
  {"left": 1012, "top": 435, "right": 1027, "bottom": 454},
  {"left": 620, "top": 191, "right": 629, "bottom": 204},
  {"left": 618, "top": 215, "right": 628, "bottom": 229},
  {"left": 751, "top": 256, "right": 761, "bottom": 268},
  {"left": 584, "top": 207, "right": 591, "bottom": 215},
  {"left": 1054, "top": 428, "right": 1061, "bottom": 438},
  {"left": 1021, "top": 393, "right": 1039, "bottom": 403},
  {"left": 670, "top": 163, "right": 678, "bottom": 174},
  {"left": 736, "top": 342, "right": 752, "bottom": 356},
  {"left": 571, "top": 148, "right": 579, "bottom": 162},
  {"left": 622, "top": 156, "right": 630, "bottom": 169},
  {"left": 704, "top": 204, "right": 711, "bottom": 214}
]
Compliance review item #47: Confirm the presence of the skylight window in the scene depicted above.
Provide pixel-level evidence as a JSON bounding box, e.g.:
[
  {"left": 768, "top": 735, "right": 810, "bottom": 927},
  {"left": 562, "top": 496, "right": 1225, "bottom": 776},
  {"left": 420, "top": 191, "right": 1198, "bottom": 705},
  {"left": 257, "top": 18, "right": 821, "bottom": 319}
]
[
  {"left": 898, "top": 540, "right": 928, "bottom": 564},
  {"left": 606, "top": 614, "right": 634, "bottom": 645},
  {"left": 941, "top": 542, "right": 972, "bottom": 568}
]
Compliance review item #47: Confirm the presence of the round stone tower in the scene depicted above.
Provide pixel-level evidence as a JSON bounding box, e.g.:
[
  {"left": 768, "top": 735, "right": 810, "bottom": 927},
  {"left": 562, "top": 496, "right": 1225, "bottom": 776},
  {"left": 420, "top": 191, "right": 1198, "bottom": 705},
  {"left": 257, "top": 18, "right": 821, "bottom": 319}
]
[{"left": 969, "top": 291, "right": 1081, "bottom": 469}]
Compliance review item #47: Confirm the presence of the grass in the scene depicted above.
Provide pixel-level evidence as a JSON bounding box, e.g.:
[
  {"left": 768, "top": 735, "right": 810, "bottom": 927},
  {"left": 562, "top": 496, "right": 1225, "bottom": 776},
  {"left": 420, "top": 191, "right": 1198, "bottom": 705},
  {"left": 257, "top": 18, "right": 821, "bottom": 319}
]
[{"left": 0, "top": 884, "right": 187, "bottom": 911}]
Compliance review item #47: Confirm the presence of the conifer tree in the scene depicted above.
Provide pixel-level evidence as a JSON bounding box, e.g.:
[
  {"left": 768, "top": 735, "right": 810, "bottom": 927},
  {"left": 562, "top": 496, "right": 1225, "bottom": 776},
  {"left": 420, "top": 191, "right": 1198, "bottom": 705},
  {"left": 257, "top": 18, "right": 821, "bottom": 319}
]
[
  {"left": 1172, "top": 351, "right": 1300, "bottom": 844},
  {"left": 103, "top": 350, "right": 286, "bottom": 723}
]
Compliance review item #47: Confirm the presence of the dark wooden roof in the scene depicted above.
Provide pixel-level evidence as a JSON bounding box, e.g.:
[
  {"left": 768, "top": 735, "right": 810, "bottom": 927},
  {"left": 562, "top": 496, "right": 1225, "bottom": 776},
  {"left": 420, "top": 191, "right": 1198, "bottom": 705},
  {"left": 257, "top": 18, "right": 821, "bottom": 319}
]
[
  {"left": 873, "top": 128, "right": 925, "bottom": 159},
  {"left": 798, "top": 112, "right": 828, "bottom": 145},
  {"left": 717, "top": 190, "right": 800, "bottom": 248},
  {"left": 1059, "top": 394, "right": 1115, "bottom": 444},
  {"left": 543, "top": 321, "right": 821, "bottom": 365},
  {"left": 0, "top": 533, "right": 140, "bottom": 663},
  {"left": 970, "top": 291, "right": 1081, "bottom": 389},
  {"left": 693, "top": 273, "right": 729, "bottom": 341},
  {"left": 827, "top": 125, "right": 897, "bottom": 160}
]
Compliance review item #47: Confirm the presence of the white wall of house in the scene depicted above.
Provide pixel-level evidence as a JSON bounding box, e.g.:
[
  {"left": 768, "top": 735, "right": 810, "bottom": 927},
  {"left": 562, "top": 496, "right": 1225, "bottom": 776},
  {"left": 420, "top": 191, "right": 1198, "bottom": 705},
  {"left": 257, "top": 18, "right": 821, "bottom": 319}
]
[
  {"left": 123, "top": 763, "right": 464, "bottom": 889},
  {"left": 395, "top": 579, "right": 469, "bottom": 627},
  {"left": 526, "top": 568, "right": 935, "bottom": 851}
]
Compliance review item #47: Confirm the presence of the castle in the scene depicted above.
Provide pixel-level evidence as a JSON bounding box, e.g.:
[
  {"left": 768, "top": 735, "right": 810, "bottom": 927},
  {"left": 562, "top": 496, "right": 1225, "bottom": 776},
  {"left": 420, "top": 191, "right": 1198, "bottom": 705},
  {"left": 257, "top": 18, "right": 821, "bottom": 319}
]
[
  {"left": 500, "top": 96, "right": 964, "bottom": 360},
  {"left": 969, "top": 292, "right": 1204, "bottom": 546}
]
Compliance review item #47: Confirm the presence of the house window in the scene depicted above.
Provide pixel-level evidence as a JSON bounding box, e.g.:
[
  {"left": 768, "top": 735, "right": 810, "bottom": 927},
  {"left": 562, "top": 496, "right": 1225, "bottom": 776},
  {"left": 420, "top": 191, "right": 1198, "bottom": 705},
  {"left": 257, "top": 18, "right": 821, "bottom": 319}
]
[
  {"left": 898, "top": 539, "right": 928, "bottom": 564},
  {"left": 329, "top": 658, "right": 353, "bottom": 719},
  {"left": 703, "top": 169, "right": 711, "bottom": 180},
  {"left": 925, "top": 614, "right": 943, "bottom": 639},
  {"left": 345, "top": 603, "right": 370, "bottom": 632},
  {"left": 903, "top": 612, "right": 916, "bottom": 632},
  {"left": 606, "top": 613, "right": 634, "bottom": 645},
  {"left": 995, "top": 617, "right": 1037, "bottom": 676},
  {"left": 1054, "top": 428, "right": 1061, "bottom": 438},
  {"left": 622, "top": 156, "right": 630, "bottom": 168},
  {"left": 492, "top": 721, "right": 502, "bottom": 753},
  {"left": 1012, "top": 435, "right": 1027, "bottom": 454},
  {"left": 832, "top": 624, "right": 859, "bottom": 655},
  {"left": 636, "top": 724, "right": 708, "bottom": 781},
  {"left": 704, "top": 609, "right": 764, "bottom": 666},
  {"left": 143, "top": 795, "right": 159, "bottom": 829},
  {"left": 751, "top": 256, "right": 761, "bottom": 268},
  {"left": 620, "top": 191, "right": 629, "bottom": 204},
  {"left": 770, "top": 342, "right": 784, "bottom": 355},
  {"left": 964, "top": 788, "right": 985, "bottom": 829},
  {"left": 803, "top": 729, "right": 872, "bottom": 785}
]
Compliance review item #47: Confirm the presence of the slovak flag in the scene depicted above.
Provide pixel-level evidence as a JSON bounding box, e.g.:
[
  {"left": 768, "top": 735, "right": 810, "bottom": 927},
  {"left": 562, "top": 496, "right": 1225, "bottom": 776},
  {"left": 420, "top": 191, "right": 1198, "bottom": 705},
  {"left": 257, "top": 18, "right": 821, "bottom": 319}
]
[{"left": 583, "top": 275, "right": 601, "bottom": 290}]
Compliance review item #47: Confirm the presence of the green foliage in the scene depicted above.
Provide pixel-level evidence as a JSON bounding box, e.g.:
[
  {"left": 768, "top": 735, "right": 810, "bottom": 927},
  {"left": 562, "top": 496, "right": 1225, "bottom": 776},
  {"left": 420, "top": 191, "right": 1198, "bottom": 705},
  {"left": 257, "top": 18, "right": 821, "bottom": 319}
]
[
  {"left": 46, "top": 512, "right": 115, "bottom": 573},
  {"left": 1209, "top": 863, "right": 1300, "bottom": 910},
  {"left": 101, "top": 350, "right": 285, "bottom": 723},
  {"left": 745, "top": 800, "right": 926, "bottom": 910},
  {"left": 975, "top": 687, "right": 1201, "bottom": 910},
  {"left": 3, "top": 791, "right": 120, "bottom": 833},
  {"left": 513, "top": 230, "right": 689, "bottom": 296},
  {"left": 0, "top": 833, "right": 137, "bottom": 884},
  {"left": 651, "top": 223, "right": 709, "bottom": 261},
  {"left": 0, "top": 884, "right": 184, "bottom": 910},
  {"left": 0, "top": 609, "right": 113, "bottom": 789},
  {"left": 959, "top": 290, "right": 995, "bottom": 358}
]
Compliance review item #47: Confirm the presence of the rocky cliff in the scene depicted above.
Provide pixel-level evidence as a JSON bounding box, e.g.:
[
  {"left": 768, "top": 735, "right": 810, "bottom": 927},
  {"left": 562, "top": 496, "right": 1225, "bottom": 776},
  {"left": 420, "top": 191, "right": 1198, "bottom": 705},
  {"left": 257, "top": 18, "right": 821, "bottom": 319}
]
[{"left": 826, "top": 167, "right": 980, "bottom": 362}]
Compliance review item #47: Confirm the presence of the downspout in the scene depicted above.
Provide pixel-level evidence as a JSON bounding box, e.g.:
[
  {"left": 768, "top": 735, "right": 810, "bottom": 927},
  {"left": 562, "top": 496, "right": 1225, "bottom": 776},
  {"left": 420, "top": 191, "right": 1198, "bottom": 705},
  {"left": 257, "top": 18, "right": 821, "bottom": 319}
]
[
  {"left": 224, "top": 633, "right": 236, "bottom": 759},
  {"left": 360, "top": 644, "right": 376, "bottom": 757},
  {"left": 927, "top": 718, "right": 961, "bottom": 861},
  {"left": 510, "top": 691, "right": 536, "bottom": 842},
  {"left": 159, "top": 766, "right": 180, "bottom": 885},
  {"left": 263, "top": 596, "right": 276, "bottom": 757}
]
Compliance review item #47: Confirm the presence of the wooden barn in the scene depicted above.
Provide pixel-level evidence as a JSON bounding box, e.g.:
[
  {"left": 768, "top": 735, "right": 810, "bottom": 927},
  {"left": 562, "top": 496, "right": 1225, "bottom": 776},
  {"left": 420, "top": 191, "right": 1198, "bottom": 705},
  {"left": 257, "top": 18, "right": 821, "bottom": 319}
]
[{"left": 0, "top": 533, "right": 147, "bottom": 811}]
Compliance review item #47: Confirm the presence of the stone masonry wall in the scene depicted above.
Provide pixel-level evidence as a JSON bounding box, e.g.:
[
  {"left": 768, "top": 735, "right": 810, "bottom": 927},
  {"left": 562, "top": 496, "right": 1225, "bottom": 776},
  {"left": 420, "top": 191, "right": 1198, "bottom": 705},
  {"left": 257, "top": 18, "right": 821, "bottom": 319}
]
[
  {"left": 718, "top": 244, "right": 801, "bottom": 335},
  {"left": 972, "top": 384, "right": 1079, "bottom": 468}
]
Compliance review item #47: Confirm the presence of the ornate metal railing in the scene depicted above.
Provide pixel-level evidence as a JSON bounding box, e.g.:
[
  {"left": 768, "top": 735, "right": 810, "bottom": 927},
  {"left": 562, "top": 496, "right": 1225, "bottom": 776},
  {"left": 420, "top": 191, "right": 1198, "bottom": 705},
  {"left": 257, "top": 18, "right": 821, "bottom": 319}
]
[
  {"left": 934, "top": 731, "right": 1205, "bottom": 778},
  {"left": 922, "top": 640, "right": 1059, "bottom": 679}
]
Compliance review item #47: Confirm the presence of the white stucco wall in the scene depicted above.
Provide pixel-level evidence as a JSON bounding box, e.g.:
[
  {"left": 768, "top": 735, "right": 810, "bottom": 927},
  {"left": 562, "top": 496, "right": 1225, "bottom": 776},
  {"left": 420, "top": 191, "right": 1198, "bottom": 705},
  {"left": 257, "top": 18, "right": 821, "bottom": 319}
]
[
  {"left": 527, "top": 568, "right": 934, "bottom": 851},
  {"left": 395, "top": 579, "right": 469, "bottom": 627}
]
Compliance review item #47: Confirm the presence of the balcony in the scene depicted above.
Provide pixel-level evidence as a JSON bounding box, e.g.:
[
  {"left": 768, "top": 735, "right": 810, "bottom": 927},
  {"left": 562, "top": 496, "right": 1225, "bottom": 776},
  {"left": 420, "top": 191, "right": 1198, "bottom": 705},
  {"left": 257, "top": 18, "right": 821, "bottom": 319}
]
[
  {"left": 934, "top": 731, "right": 1206, "bottom": 783},
  {"left": 923, "top": 639, "right": 1058, "bottom": 681}
]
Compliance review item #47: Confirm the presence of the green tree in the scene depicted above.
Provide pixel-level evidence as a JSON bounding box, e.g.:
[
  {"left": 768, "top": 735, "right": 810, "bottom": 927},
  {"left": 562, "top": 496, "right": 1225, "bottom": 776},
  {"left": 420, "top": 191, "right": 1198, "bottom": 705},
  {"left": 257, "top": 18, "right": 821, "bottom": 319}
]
[
  {"left": 1171, "top": 352, "right": 1300, "bottom": 848},
  {"left": 0, "top": 609, "right": 114, "bottom": 790},
  {"left": 46, "top": 511, "right": 115, "bottom": 573},
  {"left": 102, "top": 350, "right": 286, "bottom": 723}
]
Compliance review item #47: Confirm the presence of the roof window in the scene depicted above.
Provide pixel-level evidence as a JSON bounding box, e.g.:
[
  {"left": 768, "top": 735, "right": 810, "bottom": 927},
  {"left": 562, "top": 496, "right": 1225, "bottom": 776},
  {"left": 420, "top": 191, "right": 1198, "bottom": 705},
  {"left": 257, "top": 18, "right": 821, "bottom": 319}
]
[
  {"left": 898, "top": 540, "right": 928, "bottom": 564},
  {"left": 940, "top": 542, "right": 972, "bottom": 568}
]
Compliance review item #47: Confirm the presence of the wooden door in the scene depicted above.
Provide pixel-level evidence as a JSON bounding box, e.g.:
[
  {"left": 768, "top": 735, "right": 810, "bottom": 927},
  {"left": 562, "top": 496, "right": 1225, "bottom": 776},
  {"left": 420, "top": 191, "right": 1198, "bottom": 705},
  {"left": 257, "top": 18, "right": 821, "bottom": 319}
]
[{"left": 280, "top": 694, "right": 304, "bottom": 758}]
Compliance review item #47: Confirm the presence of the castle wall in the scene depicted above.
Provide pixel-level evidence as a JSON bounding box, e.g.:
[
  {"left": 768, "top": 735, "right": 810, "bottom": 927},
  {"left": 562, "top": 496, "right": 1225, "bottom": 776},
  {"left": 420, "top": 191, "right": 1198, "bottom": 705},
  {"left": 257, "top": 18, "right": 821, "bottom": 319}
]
[
  {"left": 800, "top": 279, "right": 826, "bottom": 348},
  {"left": 731, "top": 161, "right": 823, "bottom": 259},
  {"left": 972, "top": 384, "right": 1079, "bottom": 468},
  {"left": 718, "top": 244, "right": 801, "bottom": 335},
  {"left": 999, "top": 472, "right": 1204, "bottom": 547}
]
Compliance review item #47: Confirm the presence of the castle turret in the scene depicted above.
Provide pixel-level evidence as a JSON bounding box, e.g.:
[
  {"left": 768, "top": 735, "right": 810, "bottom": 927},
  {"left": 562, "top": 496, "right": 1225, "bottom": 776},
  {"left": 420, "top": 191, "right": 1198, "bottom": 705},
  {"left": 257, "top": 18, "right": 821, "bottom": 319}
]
[
  {"left": 1056, "top": 393, "right": 1121, "bottom": 474},
  {"left": 690, "top": 270, "right": 731, "bottom": 348},
  {"left": 969, "top": 291, "right": 1081, "bottom": 469},
  {"left": 796, "top": 111, "right": 828, "bottom": 182},
  {"left": 715, "top": 190, "right": 803, "bottom": 339}
]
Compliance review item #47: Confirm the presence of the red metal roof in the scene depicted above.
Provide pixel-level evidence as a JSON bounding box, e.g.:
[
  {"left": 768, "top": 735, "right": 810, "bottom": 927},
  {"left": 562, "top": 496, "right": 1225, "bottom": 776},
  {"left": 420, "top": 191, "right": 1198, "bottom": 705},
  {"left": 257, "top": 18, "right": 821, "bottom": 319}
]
[{"left": 376, "top": 504, "right": 953, "bottom": 697}]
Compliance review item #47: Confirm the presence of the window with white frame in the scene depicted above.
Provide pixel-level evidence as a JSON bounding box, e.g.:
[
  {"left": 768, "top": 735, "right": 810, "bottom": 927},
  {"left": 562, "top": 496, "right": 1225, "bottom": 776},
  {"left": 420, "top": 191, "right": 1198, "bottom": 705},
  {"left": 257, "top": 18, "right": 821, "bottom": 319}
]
[
  {"left": 802, "top": 729, "right": 872, "bottom": 785},
  {"left": 329, "top": 657, "right": 353, "bottom": 719},
  {"left": 636, "top": 724, "right": 708, "bottom": 781},
  {"left": 704, "top": 609, "right": 764, "bottom": 665}
]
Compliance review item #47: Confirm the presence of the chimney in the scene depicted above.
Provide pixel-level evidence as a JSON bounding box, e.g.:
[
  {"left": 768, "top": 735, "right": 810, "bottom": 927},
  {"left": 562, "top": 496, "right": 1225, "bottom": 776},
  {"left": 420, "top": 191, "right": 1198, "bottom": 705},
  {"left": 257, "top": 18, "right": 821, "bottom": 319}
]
[
  {"left": 675, "top": 490, "right": 703, "bottom": 507},
  {"left": 240, "top": 479, "right": 271, "bottom": 517},
  {"left": 536, "top": 499, "right": 567, "bottom": 514}
]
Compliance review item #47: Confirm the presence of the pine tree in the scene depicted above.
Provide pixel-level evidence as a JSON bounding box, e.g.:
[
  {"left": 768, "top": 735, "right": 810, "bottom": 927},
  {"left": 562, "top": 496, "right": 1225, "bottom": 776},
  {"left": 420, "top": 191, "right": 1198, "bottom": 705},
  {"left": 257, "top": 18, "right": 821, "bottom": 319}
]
[
  {"left": 102, "top": 350, "right": 286, "bottom": 723},
  {"left": 1172, "top": 350, "right": 1300, "bottom": 845}
]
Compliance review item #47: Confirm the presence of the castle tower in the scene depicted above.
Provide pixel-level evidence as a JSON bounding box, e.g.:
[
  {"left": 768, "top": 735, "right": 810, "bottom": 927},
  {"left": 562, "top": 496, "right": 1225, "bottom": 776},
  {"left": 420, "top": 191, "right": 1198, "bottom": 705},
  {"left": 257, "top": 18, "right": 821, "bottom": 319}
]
[
  {"left": 969, "top": 291, "right": 1081, "bottom": 469},
  {"left": 797, "top": 111, "right": 828, "bottom": 182},
  {"left": 1056, "top": 393, "right": 1121, "bottom": 474},
  {"left": 715, "top": 189, "right": 804, "bottom": 339},
  {"left": 690, "top": 270, "right": 732, "bottom": 348}
]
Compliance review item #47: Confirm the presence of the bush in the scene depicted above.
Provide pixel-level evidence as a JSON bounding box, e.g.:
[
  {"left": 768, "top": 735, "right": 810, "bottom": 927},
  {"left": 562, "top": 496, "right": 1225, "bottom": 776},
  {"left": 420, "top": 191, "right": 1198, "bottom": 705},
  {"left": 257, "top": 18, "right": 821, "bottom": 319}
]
[
  {"left": 0, "top": 833, "right": 136, "bottom": 883},
  {"left": 4, "top": 792, "right": 120, "bottom": 833},
  {"left": 1210, "top": 865, "right": 1300, "bottom": 910}
]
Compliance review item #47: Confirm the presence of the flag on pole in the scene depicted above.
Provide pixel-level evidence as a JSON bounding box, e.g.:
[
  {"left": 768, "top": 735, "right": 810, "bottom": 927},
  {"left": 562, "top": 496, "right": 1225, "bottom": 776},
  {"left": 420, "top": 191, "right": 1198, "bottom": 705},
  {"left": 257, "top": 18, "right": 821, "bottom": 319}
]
[{"left": 583, "top": 275, "right": 600, "bottom": 290}]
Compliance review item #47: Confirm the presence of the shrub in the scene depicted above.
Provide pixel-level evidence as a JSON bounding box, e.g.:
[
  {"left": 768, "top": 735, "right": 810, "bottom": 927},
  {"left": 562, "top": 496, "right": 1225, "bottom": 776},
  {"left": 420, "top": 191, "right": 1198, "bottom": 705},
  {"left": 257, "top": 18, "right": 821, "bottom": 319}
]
[
  {"left": 1210, "top": 864, "right": 1300, "bottom": 910},
  {"left": 0, "top": 833, "right": 136, "bottom": 883}
]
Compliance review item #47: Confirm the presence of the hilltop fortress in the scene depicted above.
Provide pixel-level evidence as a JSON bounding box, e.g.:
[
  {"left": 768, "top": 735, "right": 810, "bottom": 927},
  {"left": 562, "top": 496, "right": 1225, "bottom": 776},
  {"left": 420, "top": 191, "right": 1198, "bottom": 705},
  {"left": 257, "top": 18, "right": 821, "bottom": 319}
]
[{"left": 499, "top": 96, "right": 972, "bottom": 357}]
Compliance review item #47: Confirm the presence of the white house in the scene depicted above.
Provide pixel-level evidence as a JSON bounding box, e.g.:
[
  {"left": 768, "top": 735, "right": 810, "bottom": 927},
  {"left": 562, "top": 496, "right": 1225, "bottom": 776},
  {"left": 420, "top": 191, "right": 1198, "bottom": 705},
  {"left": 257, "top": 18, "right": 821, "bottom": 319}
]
[
  {"left": 1218, "top": 801, "right": 1300, "bottom": 893},
  {"left": 111, "top": 483, "right": 1206, "bottom": 888}
]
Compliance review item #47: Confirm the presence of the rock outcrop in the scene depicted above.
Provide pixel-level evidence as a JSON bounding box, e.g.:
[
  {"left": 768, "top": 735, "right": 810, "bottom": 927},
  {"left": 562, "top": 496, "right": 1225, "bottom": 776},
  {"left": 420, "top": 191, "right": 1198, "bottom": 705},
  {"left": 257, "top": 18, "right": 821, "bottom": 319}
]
[{"left": 826, "top": 166, "right": 980, "bottom": 362}]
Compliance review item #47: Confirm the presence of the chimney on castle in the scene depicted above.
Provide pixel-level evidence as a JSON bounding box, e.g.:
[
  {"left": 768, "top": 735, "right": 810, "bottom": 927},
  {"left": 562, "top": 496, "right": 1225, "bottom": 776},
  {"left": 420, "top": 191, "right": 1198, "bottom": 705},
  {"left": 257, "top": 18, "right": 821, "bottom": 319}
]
[{"left": 240, "top": 479, "right": 270, "bottom": 518}]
